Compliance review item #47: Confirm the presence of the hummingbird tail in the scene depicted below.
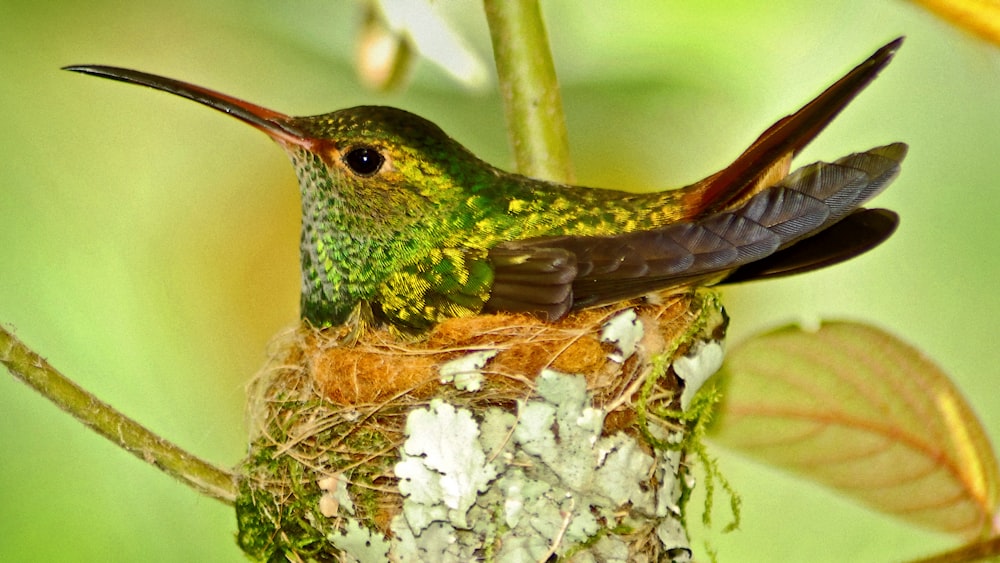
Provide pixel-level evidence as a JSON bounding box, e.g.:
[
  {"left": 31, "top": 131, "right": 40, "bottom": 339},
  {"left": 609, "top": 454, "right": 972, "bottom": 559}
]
[{"left": 680, "top": 37, "right": 903, "bottom": 220}]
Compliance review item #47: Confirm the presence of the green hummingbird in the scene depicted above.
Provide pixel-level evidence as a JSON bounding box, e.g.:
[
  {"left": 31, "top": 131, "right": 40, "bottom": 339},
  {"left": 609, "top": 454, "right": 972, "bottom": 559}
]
[{"left": 65, "top": 38, "right": 906, "bottom": 330}]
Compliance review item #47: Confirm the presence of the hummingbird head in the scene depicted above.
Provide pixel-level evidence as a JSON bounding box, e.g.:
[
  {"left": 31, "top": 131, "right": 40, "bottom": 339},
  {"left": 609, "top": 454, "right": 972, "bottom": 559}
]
[
  {"left": 280, "top": 105, "right": 490, "bottom": 217},
  {"left": 62, "top": 65, "right": 503, "bottom": 325},
  {"left": 61, "top": 66, "right": 488, "bottom": 216}
]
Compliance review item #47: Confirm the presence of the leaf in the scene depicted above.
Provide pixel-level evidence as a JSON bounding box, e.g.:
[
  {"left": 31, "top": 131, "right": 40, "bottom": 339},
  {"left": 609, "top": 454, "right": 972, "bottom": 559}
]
[
  {"left": 908, "top": 0, "right": 1000, "bottom": 46},
  {"left": 372, "top": 0, "right": 490, "bottom": 89},
  {"left": 709, "top": 321, "right": 999, "bottom": 539}
]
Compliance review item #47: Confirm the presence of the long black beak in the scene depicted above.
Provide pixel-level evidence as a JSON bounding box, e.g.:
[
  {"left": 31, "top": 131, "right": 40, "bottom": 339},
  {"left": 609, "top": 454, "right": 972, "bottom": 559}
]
[{"left": 63, "top": 65, "right": 312, "bottom": 147}]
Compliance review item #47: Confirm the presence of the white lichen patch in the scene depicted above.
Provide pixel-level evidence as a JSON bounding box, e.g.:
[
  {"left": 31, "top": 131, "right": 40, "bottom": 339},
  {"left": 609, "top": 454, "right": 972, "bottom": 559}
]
[
  {"left": 600, "top": 308, "right": 644, "bottom": 362},
  {"left": 390, "top": 370, "right": 685, "bottom": 561},
  {"left": 395, "top": 400, "right": 498, "bottom": 532},
  {"left": 438, "top": 350, "right": 498, "bottom": 391},
  {"left": 657, "top": 518, "right": 691, "bottom": 560},
  {"left": 675, "top": 339, "right": 724, "bottom": 410},
  {"left": 328, "top": 519, "right": 391, "bottom": 563}
]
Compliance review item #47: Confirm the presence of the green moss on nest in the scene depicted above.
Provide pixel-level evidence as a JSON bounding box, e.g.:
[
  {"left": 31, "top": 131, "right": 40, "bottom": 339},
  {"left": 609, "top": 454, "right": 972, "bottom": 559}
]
[
  {"left": 237, "top": 430, "right": 334, "bottom": 560},
  {"left": 237, "top": 376, "right": 403, "bottom": 561}
]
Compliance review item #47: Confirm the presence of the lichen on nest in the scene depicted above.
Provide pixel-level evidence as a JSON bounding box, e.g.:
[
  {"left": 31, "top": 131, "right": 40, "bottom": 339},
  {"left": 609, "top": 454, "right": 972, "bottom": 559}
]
[{"left": 237, "top": 288, "right": 727, "bottom": 562}]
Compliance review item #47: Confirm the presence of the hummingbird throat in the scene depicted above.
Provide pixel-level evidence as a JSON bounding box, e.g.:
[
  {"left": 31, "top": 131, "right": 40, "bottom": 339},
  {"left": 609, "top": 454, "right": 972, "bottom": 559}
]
[{"left": 290, "top": 148, "right": 383, "bottom": 326}]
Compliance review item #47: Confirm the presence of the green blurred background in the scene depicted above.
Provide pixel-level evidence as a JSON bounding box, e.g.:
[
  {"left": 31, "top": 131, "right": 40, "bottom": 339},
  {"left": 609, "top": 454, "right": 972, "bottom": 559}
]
[{"left": 1, "top": 1, "right": 996, "bottom": 561}]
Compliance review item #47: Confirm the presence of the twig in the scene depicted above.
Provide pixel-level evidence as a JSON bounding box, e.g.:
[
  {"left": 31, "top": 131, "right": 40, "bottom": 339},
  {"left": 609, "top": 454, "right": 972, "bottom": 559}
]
[
  {"left": 483, "top": 0, "right": 574, "bottom": 183},
  {"left": 0, "top": 324, "right": 237, "bottom": 504}
]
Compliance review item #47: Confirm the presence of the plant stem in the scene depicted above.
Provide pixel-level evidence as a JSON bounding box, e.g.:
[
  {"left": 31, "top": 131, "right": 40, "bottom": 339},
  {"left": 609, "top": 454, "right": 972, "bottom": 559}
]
[
  {"left": 0, "top": 324, "right": 237, "bottom": 504},
  {"left": 483, "top": 0, "right": 574, "bottom": 183}
]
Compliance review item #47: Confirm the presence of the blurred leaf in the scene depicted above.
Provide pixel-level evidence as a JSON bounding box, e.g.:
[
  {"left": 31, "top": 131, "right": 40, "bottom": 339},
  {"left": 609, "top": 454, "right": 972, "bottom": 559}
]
[
  {"left": 909, "top": 0, "right": 1000, "bottom": 46},
  {"left": 373, "top": 0, "right": 490, "bottom": 89},
  {"left": 710, "top": 321, "right": 999, "bottom": 539},
  {"left": 355, "top": 1, "right": 416, "bottom": 92}
]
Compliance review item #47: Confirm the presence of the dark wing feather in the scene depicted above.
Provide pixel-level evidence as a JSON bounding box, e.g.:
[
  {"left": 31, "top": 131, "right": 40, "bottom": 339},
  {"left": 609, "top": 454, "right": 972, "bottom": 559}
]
[
  {"left": 721, "top": 208, "right": 898, "bottom": 283},
  {"left": 484, "top": 246, "right": 578, "bottom": 318},
  {"left": 485, "top": 143, "right": 907, "bottom": 318}
]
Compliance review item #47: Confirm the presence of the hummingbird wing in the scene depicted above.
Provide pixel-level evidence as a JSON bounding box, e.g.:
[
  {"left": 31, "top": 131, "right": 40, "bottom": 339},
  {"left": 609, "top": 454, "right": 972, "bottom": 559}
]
[
  {"left": 483, "top": 247, "right": 579, "bottom": 318},
  {"left": 485, "top": 143, "right": 906, "bottom": 319}
]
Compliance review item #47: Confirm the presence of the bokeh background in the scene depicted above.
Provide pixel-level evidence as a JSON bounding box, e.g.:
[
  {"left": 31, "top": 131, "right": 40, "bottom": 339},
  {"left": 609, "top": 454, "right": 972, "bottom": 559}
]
[{"left": 1, "top": 1, "right": 996, "bottom": 561}]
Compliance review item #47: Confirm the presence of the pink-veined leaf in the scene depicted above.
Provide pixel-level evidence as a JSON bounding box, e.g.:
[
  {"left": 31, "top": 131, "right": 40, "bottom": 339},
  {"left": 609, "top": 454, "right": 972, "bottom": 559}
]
[{"left": 709, "top": 321, "right": 999, "bottom": 539}]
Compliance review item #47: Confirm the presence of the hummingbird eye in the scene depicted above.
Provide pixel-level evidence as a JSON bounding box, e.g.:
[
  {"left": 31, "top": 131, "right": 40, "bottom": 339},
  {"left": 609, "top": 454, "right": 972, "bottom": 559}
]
[{"left": 343, "top": 147, "right": 385, "bottom": 177}]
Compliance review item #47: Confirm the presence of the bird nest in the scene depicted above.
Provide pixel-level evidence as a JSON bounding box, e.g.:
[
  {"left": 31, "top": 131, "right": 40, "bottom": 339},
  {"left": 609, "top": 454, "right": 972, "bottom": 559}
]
[{"left": 237, "top": 288, "right": 726, "bottom": 562}]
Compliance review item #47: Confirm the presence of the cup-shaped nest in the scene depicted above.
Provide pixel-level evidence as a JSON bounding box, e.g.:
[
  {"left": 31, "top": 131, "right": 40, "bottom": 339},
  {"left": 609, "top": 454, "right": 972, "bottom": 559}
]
[{"left": 237, "top": 289, "right": 726, "bottom": 562}]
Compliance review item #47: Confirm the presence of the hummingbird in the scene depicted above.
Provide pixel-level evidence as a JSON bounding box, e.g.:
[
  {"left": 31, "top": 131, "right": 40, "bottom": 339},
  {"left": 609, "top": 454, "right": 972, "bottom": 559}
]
[{"left": 65, "top": 38, "right": 906, "bottom": 331}]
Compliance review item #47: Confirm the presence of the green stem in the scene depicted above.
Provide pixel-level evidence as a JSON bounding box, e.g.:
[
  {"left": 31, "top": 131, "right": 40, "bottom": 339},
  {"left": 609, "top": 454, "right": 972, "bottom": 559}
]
[
  {"left": 483, "top": 0, "right": 574, "bottom": 183},
  {"left": 0, "top": 324, "right": 237, "bottom": 504}
]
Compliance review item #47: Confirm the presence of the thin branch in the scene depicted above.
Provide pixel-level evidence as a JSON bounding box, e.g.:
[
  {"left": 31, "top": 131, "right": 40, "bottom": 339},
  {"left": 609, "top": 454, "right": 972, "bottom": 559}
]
[
  {"left": 483, "top": 0, "right": 574, "bottom": 183},
  {"left": 0, "top": 324, "right": 237, "bottom": 504}
]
